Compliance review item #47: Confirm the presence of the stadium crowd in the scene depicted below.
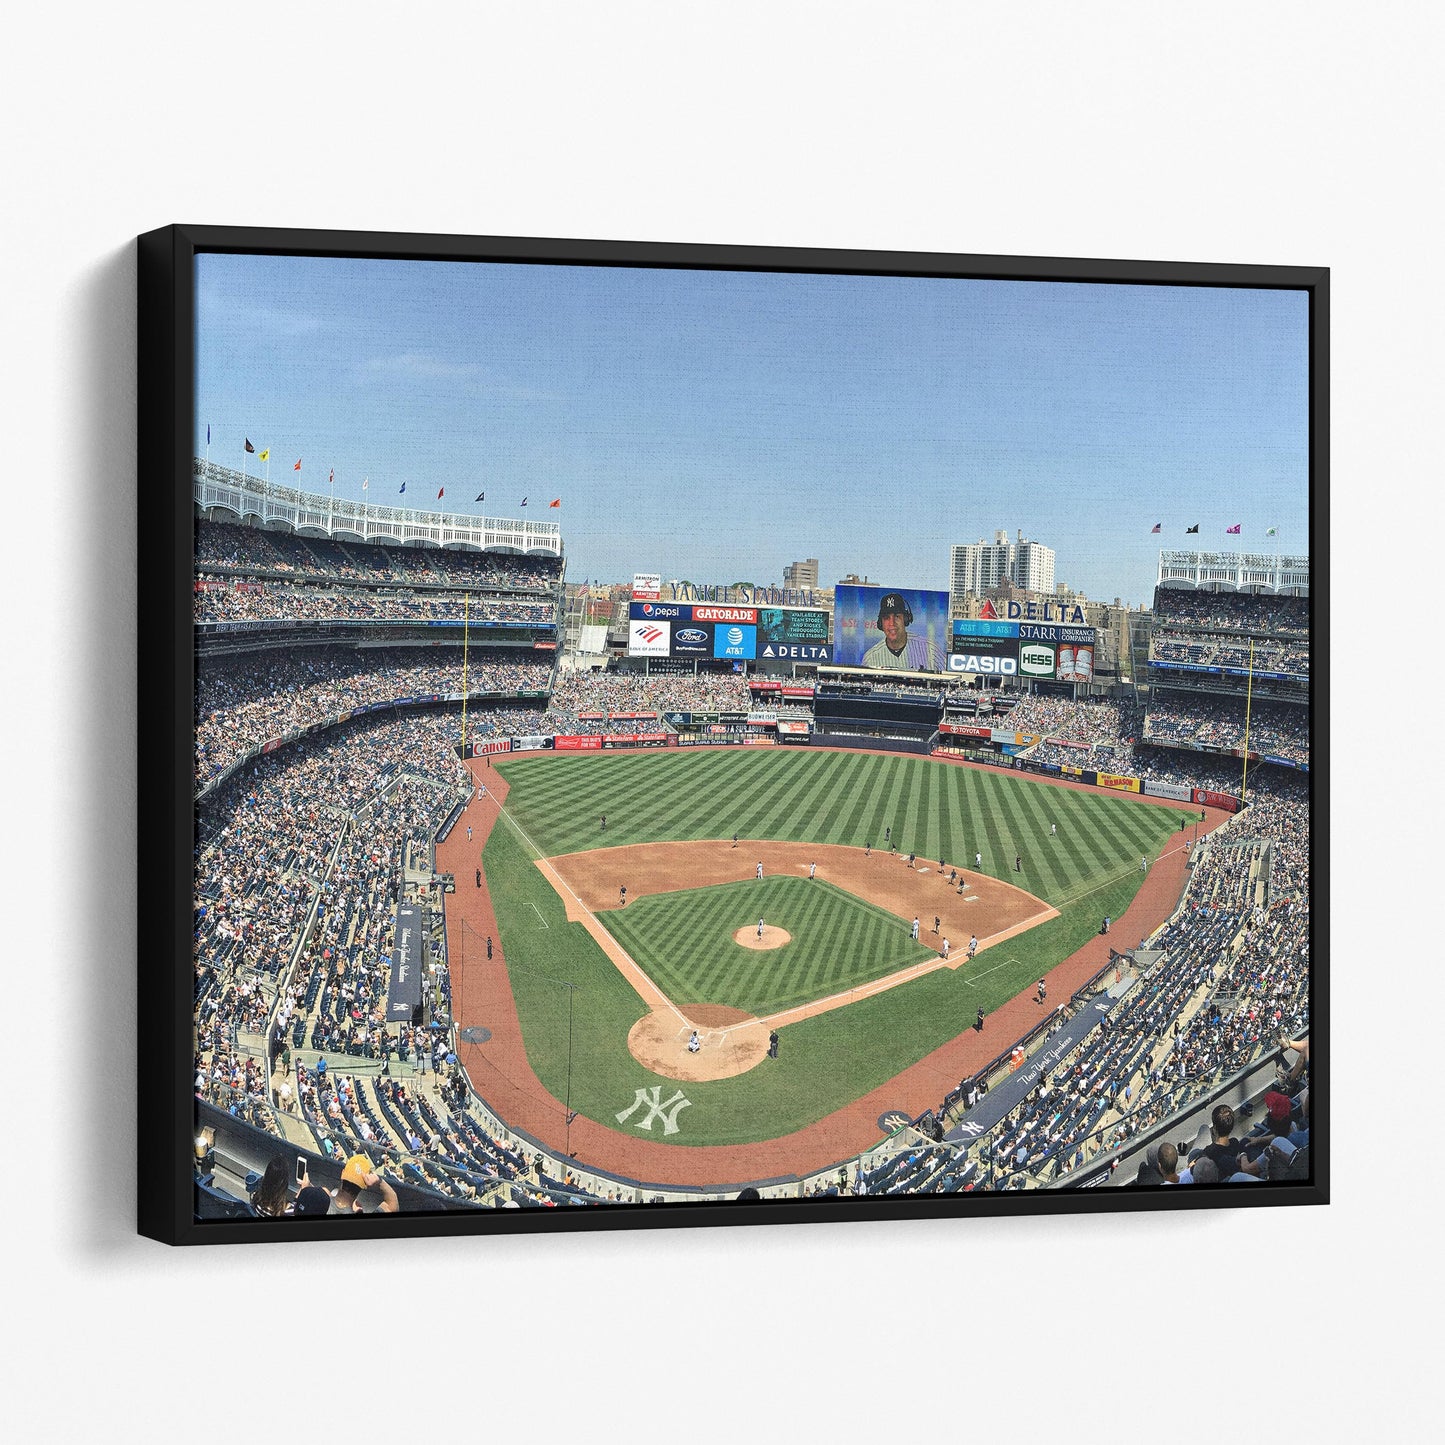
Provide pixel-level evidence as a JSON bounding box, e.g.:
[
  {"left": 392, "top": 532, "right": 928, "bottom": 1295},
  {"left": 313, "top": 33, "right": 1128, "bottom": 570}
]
[
  {"left": 196, "top": 583, "right": 555, "bottom": 625},
  {"left": 542, "top": 669, "right": 752, "bottom": 733},
  {"left": 1144, "top": 694, "right": 1309, "bottom": 764},
  {"left": 194, "top": 648, "right": 552, "bottom": 784},
  {"left": 1151, "top": 588, "right": 1309, "bottom": 638},
  {"left": 196, "top": 518, "right": 563, "bottom": 590},
  {"left": 1152, "top": 632, "right": 1310, "bottom": 675},
  {"left": 193, "top": 711, "right": 471, "bottom": 1140}
]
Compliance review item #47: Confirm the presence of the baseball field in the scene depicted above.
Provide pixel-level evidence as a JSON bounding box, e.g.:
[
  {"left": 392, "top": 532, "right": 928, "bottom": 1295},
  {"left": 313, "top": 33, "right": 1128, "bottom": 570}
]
[{"left": 460, "top": 746, "right": 1186, "bottom": 1157}]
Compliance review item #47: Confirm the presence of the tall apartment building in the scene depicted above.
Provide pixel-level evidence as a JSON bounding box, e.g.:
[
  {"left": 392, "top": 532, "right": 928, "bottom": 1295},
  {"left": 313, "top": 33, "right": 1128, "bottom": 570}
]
[
  {"left": 949, "top": 530, "right": 1056, "bottom": 609},
  {"left": 784, "top": 558, "right": 820, "bottom": 590}
]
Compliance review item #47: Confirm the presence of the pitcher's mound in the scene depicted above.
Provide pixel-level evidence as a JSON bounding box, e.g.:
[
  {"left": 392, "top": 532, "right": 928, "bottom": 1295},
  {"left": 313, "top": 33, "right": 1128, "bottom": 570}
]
[
  {"left": 628, "top": 1005, "right": 771, "bottom": 1080},
  {"left": 735, "top": 925, "right": 791, "bottom": 950}
]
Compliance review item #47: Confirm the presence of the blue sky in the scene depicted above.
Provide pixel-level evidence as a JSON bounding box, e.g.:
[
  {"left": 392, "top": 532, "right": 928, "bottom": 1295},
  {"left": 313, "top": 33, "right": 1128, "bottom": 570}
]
[{"left": 195, "top": 254, "right": 1311, "bottom": 607}]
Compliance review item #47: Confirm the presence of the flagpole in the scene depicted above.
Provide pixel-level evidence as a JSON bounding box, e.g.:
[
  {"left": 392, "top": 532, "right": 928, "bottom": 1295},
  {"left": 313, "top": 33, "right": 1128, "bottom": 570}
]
[
  {"left": 328, "top": 469, "right": 335, "bottom": 533},
  {"left": 461, "top": 592, "right": 470, "bottom": 754},
  {"left": 1240, "top": 638, "right": 1254, "bottom": 806}
]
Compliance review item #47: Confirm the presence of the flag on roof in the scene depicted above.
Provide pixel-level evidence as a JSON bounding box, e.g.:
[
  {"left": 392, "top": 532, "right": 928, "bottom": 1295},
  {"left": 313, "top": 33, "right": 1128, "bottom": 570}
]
[
  {"left": 328, "top": 468, "right": 334, "bottom": 485},
  {"left": 549, "top": 498, "right": 561, "bottom": 508},
  {"left": 1266, "top": 526, "right": 1277, "bottom": 536},
  {"left": 257, "top": 449, "right": 270, "bottom": 462},
  {"left": 521, "top": 497, "right": 528, "bottom": 506},
  {"left": 293, "top": 459, "right": 302, "bottom": 471},
  {"left": 1150, "top": 522, "right": 1161, "bottom": 533},
  {"left": 1226, "top": 523, "right": 1241, "bottom": 534},
  {"left": 207, "top": 423, "right": 210, "bottom": 446},
  {"left": 399, "top": 481, "right": 406, "bottom": 494},
  {"left": 244, "top": 438, "right": 255, "bottom": 453},
  {"left": 1185, "top": 524, "right": 1199, "bottom": 534},
  {"left": 437, "top": 487, "right": 445, "bottom": 499},
  {"left": 475, "top": 491, "right": 484, "bottom": 502},
  {"left": 362, "top": 478, "right": 368, "bottom": 490}
]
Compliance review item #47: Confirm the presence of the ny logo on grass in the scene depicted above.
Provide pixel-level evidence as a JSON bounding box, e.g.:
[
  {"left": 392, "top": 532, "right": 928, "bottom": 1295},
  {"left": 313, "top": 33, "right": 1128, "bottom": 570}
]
[{"left": 616, "top": 1086, "right": 692, "bottom": 1135}]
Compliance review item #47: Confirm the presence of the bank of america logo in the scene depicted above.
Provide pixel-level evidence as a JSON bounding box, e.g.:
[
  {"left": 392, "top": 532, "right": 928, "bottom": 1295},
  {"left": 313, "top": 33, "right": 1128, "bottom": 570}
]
[{"left": 637, "top": 625, "right": 663, "bottom": 644}]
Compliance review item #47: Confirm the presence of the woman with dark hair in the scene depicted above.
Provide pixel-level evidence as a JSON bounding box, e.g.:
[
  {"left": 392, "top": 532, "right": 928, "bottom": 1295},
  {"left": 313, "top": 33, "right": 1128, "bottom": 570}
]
[{"left": 252, "top": 1155, "right": 293, "bottom": 1218}]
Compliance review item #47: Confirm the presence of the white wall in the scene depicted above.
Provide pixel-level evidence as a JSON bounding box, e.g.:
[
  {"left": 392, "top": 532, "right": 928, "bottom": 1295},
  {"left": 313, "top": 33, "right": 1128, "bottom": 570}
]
[{"left": 3, "top": 3, "right": 1433, "bottom": 1440}]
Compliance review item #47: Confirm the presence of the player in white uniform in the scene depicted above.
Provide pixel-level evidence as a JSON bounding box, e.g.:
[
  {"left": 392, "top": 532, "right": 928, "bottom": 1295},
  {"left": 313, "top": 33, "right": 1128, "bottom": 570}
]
[{"left": 860, "top": 593, "right": 944, "bottom": 671}]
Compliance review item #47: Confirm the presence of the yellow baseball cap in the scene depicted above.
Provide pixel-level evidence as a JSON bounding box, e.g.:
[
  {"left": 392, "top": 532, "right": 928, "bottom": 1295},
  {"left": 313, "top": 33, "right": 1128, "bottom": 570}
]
[{"left": 340, "top": 1154, "right": 373, "bottom": 1187}]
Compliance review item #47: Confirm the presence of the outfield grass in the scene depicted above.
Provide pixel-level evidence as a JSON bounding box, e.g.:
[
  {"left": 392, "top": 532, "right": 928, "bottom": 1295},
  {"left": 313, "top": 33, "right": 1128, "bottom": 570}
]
[
  {"left": 601, "top": 875, "right": 939, "bottom": 1015},
  {"left": 483, "top": 748, "right": 1184, "bottom": 1150}
]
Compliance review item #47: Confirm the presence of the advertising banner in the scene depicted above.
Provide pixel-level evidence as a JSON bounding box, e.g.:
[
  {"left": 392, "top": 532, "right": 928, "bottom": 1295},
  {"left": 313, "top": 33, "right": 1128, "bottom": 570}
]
[
  {"left": 1017, "top": 621, "right": 1096, "bottom": 646},
  {"left": 947, "top": 634, "right": 1020, "bottom": 676},
  {"left": 632, "top": 572, "right": 661, "bottom": 600},
  {"left": 777, "top": 719, "right": 811, "bottom": 735},
  {"left": 952, "top": 618, "right": 1020, "bottom": 640},
  {"left": 630, "top": 600, "right": 688, "bottom": 621},
  {"left": 1095, "top": 772, "right": 1142, "bottom": 793},
  {"left": 511, "top": 736, "right": 552, "bottom": 752},
  {"left": 385, "top": 904, "right": 426, "bottom": 1025},
  {"left": 672, "top": 622, "right": 713, "bottom": 655},
  {"left": 1019, "top": 640, "right": 1056, "bottom": 678},
  {"left": 759, "top": 606, "right": 830, "bottom": 643},
  {"left": 1143, "top": 780, "right": 1193, "bottom": 801},
  {"left": 832, "top": 584, "right": 950, "bottom": 673},
  {"left": 1193, "top": 788, "right": 1241, "bottom": 812},
  {"left": 692, "top": 604, "right": 757, "bottom": 624},
  {"left": 712, "top": 623, "right": 757, "bottom": 660},
  {"left": 939, "top": 723, "right": 991, "bottom": 739},
  {"left": 757, "top": 606, "right": 832, "bottom": 662},
  {"left": 747, "top": 711, "right": 779, "bottom": 726},
  {"left": 628, "top": 619, "right": 670, "bottom": 657},
  {"left": 461, "top": 738, "right": 512, "bottom": 758},
  {"left": 554, "top": 735, "right": 603, "bottom": 750}
]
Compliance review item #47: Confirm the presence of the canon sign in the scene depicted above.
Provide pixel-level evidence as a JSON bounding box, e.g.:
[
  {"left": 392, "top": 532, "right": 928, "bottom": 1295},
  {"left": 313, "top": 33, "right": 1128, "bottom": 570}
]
[{"left": 948, "top": 653, "right": 1018, "bottom": 674}]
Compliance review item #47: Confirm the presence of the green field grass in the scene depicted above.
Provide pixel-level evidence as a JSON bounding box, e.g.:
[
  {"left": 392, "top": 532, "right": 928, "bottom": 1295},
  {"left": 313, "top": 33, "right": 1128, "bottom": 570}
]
[
  {"left": 482, "top": 748, "right": 1184, "bottom": 1151},
  {"left": 602, "top": 875, "right": 938, "bottom": 1015}
]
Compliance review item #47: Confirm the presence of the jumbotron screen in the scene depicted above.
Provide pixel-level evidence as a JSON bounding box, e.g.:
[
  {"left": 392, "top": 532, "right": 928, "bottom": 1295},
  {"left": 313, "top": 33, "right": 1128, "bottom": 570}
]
[{"left": 832, "top": 585, "right": 950, "bottom": 673}]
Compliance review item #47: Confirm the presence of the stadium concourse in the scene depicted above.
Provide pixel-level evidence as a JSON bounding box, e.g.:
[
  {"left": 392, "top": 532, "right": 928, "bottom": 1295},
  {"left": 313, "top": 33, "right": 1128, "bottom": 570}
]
[{"left": 191, "top": 505, "right": 1310, "bottom": 1217}]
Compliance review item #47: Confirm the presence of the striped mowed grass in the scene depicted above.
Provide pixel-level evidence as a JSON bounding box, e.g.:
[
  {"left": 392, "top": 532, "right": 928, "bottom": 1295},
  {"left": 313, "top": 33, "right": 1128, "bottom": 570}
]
[
  {"left": 486, "top": 748, "right": 1182, "bottom": 1147},
  {"left": 603, "top": 876, "right": 938, "bottom": 1016},
  {"left": 498, "top": 747, "right": 1172, "bottom": 909}
]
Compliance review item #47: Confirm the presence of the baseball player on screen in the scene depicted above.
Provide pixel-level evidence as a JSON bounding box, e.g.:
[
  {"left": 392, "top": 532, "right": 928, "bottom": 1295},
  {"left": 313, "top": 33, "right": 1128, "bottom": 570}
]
[{"left": 861, "top": 593, "right": 943, "bottom": 671}]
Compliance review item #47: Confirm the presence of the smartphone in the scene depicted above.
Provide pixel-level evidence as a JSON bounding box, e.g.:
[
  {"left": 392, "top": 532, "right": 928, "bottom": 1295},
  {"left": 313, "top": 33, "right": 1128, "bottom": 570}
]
[{"left": 295, "top": 1156, "right": 308, "bottom": 1185}]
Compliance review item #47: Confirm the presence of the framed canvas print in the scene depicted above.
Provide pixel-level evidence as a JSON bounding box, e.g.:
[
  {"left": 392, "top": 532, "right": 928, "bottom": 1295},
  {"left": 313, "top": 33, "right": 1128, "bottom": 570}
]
[{"left": 138, "top": 226, "right": 1326, "bottom": 1244}]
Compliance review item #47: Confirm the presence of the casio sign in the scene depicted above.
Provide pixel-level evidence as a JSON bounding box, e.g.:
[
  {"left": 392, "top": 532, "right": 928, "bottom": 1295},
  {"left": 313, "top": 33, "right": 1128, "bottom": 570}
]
[{"left": 948, "top": 653, "right": 1018, "bottom": 674}]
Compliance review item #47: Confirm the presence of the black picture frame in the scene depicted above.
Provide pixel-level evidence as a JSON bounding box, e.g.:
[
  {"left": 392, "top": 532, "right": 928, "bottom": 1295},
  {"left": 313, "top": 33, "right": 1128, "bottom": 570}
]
[{"left": 138, "top": 224, "right": 1326, "bottom": 1245}]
